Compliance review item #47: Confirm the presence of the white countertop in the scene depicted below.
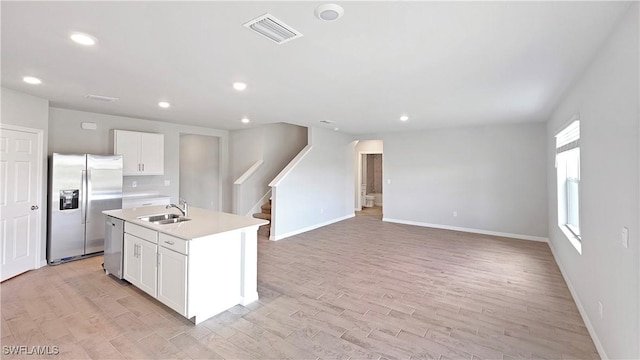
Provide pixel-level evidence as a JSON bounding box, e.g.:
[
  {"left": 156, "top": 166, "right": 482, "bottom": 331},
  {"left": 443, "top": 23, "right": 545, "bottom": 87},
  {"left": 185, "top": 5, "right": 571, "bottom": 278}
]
[{"left": 103, "top": 205, "right": 268, "bottom": 240}]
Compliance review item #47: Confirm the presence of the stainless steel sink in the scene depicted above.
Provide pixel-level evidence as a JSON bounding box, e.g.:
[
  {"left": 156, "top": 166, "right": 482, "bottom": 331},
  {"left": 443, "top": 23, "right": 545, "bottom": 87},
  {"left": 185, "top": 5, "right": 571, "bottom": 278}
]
[
  {"left": 153, "top": 217, "right": 191, "bottom": 225},
  {"left": 137, "top": 213, "right": 191, "bottom": 225}
]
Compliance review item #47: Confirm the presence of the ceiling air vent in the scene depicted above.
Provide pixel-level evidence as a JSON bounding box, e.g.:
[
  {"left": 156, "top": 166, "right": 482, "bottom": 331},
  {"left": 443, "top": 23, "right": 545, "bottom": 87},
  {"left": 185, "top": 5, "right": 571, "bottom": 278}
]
[
  {"left": 244, "top": 13, "right": 303, "bottom": 45},
  {"left": 86, "top": 94, "right": 119, "bottom": 102},
  {"left": 320, "top": 120, "right": 334, "bottom": 124}
]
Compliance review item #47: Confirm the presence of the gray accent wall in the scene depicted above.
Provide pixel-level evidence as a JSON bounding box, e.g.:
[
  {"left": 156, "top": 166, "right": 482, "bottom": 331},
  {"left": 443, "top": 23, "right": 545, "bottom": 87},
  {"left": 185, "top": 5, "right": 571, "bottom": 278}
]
[
  {"left": 546, "top": 4, "right": 639, "bottom": 358},
  {"left": 380, "top": 122, "right": 548, "bottom": 239},
  {"left": 230, "top": 123, "right": 307, "bottom": 215},
  {"left": 48, "top": 107, "right": 230, "bottom": 211}
]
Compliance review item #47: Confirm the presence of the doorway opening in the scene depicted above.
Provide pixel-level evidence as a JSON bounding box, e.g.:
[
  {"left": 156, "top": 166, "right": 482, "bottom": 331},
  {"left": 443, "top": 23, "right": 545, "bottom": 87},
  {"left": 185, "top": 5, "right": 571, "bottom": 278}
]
[
  {"left": 354, "top": 140, "right": 383, "bottom": 219},
  {"left": 179, "top": 134, "right": 221, "bottom": 210}
]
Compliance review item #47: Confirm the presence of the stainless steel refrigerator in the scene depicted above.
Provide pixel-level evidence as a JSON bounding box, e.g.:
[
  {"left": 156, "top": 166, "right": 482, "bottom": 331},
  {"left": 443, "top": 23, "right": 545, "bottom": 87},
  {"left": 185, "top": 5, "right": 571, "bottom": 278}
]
[{"left": 48, "top": 153, "right": 123, "bottom": 264}]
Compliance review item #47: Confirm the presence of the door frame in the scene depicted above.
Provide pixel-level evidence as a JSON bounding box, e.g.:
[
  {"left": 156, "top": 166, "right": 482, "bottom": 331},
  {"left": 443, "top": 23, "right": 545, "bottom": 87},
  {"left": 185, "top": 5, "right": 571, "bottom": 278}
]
[
  {"left": 356, "top": 151, "right": 383, "bottom": 211},
  {"left": 0, "top": 123, "right": 45, "bottom": 274}
]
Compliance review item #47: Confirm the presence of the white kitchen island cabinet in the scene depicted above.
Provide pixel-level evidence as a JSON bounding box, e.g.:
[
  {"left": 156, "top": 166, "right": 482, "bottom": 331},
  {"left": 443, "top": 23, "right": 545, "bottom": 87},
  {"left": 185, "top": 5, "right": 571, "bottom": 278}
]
[
  {"left": 104, "top": 206, "right": 268, "bottom": 324},
  {"left": 123, "top": 232, "right": 158, "bottom": 298}
]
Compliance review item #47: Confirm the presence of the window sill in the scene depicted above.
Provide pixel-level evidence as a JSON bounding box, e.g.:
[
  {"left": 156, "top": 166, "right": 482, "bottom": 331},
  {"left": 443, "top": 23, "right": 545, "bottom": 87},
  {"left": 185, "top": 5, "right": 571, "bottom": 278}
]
[{"left": 559, "top": 225, "right": 582, "bottom": 254}]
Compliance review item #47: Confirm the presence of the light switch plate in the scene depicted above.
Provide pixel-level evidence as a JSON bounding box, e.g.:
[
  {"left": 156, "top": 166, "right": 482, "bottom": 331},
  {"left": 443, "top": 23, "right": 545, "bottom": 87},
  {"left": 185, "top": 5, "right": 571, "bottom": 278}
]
[
  {"left": 164, "top": 180, "right": 170, "bottom": 186},
  {"left": 131, "top": 181, "right": 137, "bottom": 188},
  {"left": 622, "top": 227, "right": 629, "bottom": 248}
]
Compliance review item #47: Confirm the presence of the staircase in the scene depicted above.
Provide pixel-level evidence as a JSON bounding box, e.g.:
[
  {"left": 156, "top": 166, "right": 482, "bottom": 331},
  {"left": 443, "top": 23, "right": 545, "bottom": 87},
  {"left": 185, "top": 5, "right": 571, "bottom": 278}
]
[{"left": 253, "top": 199, "right": 271, "bottom": 238}]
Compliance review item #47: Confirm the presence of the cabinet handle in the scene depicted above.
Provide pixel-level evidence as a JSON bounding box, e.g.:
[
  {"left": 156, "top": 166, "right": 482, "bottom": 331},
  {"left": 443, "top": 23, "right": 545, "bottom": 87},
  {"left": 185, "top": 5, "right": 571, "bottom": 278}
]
[
  {"left": 135, "top": 244, "right": 139, "bottom": 258},
  {"left": 164, "top": 240, "right": 175, "bottom": 245},
  {"left": 157, "top": 253, "right": 161, "bottom": 266},
  {"left": 142, "top": 163, "right": 145, "bottom": 171}
]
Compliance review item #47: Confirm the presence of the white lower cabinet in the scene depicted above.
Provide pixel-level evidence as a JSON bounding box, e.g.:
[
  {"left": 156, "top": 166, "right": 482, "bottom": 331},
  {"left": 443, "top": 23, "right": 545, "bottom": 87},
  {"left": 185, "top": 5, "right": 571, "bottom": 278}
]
[
  {"left": 123, "top": 233, "right": 158, "bottom": 298},
  {"left": 157, "top": 246, "right": 187, "bottom": 316},
  {"left": 123, "top": 223, "right": 188, "bottom": 316}
]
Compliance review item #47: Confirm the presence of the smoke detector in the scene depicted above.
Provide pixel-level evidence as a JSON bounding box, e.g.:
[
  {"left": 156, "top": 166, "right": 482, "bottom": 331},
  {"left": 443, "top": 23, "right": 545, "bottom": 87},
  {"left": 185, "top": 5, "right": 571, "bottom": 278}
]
[
  {"left": 315, "top": 4, "right": 344, "bottom": 21},
  {"left": 244, "top": 13, "right": 303, "bottom": 45}
]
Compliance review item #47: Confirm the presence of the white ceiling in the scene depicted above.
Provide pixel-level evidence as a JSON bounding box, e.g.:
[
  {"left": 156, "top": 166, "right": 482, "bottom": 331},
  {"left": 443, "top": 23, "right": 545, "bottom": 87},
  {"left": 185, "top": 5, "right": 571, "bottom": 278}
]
[{"left": 1, "top": 1, "right": 631, "bottom": 134}]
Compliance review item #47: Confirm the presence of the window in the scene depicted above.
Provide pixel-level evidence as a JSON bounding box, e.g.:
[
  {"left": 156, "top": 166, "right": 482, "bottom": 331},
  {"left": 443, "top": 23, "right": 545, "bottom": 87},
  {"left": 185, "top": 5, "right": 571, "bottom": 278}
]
[{"left": 556, "top": 119, "right": 581, "bottom": 253}]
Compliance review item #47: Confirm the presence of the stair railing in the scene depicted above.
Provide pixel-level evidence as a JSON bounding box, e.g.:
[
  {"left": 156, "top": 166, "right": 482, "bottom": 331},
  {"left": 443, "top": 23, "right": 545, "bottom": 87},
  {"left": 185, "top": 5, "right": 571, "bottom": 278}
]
[{"left": 233, "top": 159, "right": 264, "bottom": 215}]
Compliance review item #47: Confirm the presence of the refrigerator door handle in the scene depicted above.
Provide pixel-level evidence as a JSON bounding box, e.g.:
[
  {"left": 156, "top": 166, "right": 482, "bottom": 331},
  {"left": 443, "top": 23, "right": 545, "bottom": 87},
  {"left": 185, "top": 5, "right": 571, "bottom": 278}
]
[
  {"left": 86, "top": 170, "right": 92, "bottom": 223},
  {"left": 80, "top": 170, "right": 87, "bottom": 224}
]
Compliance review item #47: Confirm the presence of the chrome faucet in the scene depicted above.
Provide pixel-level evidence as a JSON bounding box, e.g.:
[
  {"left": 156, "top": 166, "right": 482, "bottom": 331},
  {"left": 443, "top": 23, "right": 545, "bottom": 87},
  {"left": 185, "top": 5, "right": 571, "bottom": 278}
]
[{"left": 166, "top": 201, "right": 188, "bottom": 217}]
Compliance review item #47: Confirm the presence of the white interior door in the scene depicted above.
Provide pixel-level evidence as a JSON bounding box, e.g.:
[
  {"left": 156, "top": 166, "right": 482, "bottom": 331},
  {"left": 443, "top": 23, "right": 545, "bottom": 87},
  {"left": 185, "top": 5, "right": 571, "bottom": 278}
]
[{"left": 0, "top": 126, "right": 42, "bottom": 282}]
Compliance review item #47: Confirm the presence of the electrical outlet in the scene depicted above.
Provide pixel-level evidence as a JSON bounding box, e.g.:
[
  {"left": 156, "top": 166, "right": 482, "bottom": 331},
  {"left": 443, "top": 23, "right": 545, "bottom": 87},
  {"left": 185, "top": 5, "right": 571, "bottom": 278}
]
[
  {"left": 387, "top": 179, "right": 391, "bottom": 184},
  {"left": 320, "top": 208, "right": 324, "bottom": 214},
  {"left": 622, "top": 227, "right": 629, "bottom": 248},
  {"left": 453, "top": 211, "right": 458, "bottom": 217},
  {"left": 131, "top": 181, "right": 137, "bottom": 188},
  {"left": 598, "top": 301, "right": 603, "bottom": 319},
  {"left": 164, "top": 180, "right": 170, "bottom": 187}
]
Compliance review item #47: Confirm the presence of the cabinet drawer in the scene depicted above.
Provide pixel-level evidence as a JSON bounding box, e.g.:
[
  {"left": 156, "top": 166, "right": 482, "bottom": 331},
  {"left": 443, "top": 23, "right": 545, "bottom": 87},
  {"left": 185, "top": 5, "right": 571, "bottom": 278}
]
[
  {"left": 125, "top": 223, "right": 158, "bottom": 243},
  {"left": 159, "top": 233, "right": 188, "bottom": 255}
]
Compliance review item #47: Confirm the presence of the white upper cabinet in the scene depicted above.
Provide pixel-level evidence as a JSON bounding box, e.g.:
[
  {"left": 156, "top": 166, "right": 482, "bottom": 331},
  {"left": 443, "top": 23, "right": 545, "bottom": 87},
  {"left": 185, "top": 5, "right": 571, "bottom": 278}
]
[{"left": 113, "top": 130, "right": 164, "bottom": 176}]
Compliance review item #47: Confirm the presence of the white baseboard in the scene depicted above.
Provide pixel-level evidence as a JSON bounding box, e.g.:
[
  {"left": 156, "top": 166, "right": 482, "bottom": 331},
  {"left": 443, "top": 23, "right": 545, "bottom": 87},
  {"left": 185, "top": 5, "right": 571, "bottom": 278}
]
[
  {"left": 547, "top": 241, "right": 607, "bottom": 359},
  {"left": 270, "top": 213, "right": 355, "bottom": 241},
  {"left": 39, "top": 260, "right": 47, "bottom": 268},
  {"left": 240, "top": 291, "right": 259, "bottom": 306},
  {"left": 381, "top": 218, "right": 549, "bottom": 242}
]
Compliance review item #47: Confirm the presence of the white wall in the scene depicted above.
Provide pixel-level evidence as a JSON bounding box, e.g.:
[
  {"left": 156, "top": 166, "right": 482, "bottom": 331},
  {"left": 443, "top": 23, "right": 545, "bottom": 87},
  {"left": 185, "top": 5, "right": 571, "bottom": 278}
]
[
  {"left": 546, "top": 4, "right": 639, "bottom": 358},
  {"left": 271, "top": 127, "right": 355, "bottom": 240},
  {"left": 48, "top": 108, "right": 230, "bottom": 211},
  {"left": 380, "top": 122, "right": 548, "bottom": 240},
  {"left": 230, "top": 123, "right": 307, "bottom": 215},
  {"left": 179, "top": 134, "right": 219, "bottom": 210},
  {"left": 1, "top": 88, "right": 49, "bottom": 266}
]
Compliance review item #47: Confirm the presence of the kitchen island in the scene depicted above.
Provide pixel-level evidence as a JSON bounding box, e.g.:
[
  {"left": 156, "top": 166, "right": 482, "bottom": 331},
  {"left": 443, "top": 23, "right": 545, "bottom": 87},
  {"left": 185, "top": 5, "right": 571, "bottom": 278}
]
[{"left": 103, "top": 205, "right": 268, "bottom": 324}]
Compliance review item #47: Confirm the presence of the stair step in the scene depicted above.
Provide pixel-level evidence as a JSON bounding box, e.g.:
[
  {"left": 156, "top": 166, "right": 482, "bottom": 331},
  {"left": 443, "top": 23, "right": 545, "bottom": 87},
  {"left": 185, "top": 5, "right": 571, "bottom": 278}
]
[
  {"left": 261, "top": 202, "right": 271, "bottom": 213},
  {"left": 253, "top": 212, "right": 271, "bottom": 221}
]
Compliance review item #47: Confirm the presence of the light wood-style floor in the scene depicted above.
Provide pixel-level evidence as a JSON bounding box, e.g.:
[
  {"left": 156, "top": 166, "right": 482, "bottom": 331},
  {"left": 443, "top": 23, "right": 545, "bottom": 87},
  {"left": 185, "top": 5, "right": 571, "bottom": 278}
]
[{"left": 1, "top": 215, "right": 598, "bottom": 359}]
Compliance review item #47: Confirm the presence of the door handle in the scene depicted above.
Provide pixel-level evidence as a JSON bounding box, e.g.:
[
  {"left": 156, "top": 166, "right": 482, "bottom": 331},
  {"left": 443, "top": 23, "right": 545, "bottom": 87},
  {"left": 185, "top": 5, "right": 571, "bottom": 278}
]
[
  {"left": 31, "top": 205, "right": 39, "bottom": 210},
  {"left": 80, "top": 170, "right": 87, "bottom": 224}
]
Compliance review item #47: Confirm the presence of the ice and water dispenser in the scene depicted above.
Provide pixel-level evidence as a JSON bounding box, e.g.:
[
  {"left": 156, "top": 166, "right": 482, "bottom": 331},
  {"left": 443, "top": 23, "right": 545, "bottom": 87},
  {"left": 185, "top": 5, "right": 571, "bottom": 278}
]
[{"left": 59, "top": 190, "right": 79, "bottom": 210}]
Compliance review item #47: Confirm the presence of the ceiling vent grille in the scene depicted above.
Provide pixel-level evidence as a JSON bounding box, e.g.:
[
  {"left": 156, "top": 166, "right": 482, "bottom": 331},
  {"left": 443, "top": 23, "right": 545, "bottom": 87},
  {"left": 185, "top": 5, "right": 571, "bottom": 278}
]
[
  {"left": 244, "top": 13, "right": 303, "bottom": 45},
  {"left": 319, "top": 120, "right": 334, "bottom": 124},
  {"left": 86, "top": 94, "right": 119, "bottom": 102}
]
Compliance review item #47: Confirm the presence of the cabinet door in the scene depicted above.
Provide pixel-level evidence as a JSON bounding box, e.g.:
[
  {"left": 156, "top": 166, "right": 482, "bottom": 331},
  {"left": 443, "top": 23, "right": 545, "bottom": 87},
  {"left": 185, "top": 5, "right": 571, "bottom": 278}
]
[
  {"left": 123, "top": 234, "right": 140, "bottom": 286},
  {"left": 139, "top": 133, "right": 164, "bottom": 175},
  {"left": 138, "top": 238, "right": 158, "bottom": 297},
  {"left": 114, "top": 131, "right": 141, "bottom": 175},
  {"left": 157, "top": 246, "right": 187, "bottom": 316}
]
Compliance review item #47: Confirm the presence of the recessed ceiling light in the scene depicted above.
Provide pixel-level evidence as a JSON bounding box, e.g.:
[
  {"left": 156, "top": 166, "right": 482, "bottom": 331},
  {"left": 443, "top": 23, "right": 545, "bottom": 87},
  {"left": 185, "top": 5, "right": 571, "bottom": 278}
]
[
  {"left": 158, "top": 101, "right": 171, "bottom": 108},
  {"left": 334, "top": 127, "right": 340, "bottom": 131},
  {"left": 70, "top": 32, "right": 97, "bottom": 46},
  {"left": 241, "top": 117, "right": 250, "bottom": 124},
  {"left": 315, "top": 4, "right": 344, "bottom": 21},
  {"left": 400, "top": 115, "right": 409, "bottom": 122},
  {"left": 23, "top": 76, "right": 42, "bottom": 85},
  {"left": 233, "top": 82, "right": 247, "bottom": 91}
]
